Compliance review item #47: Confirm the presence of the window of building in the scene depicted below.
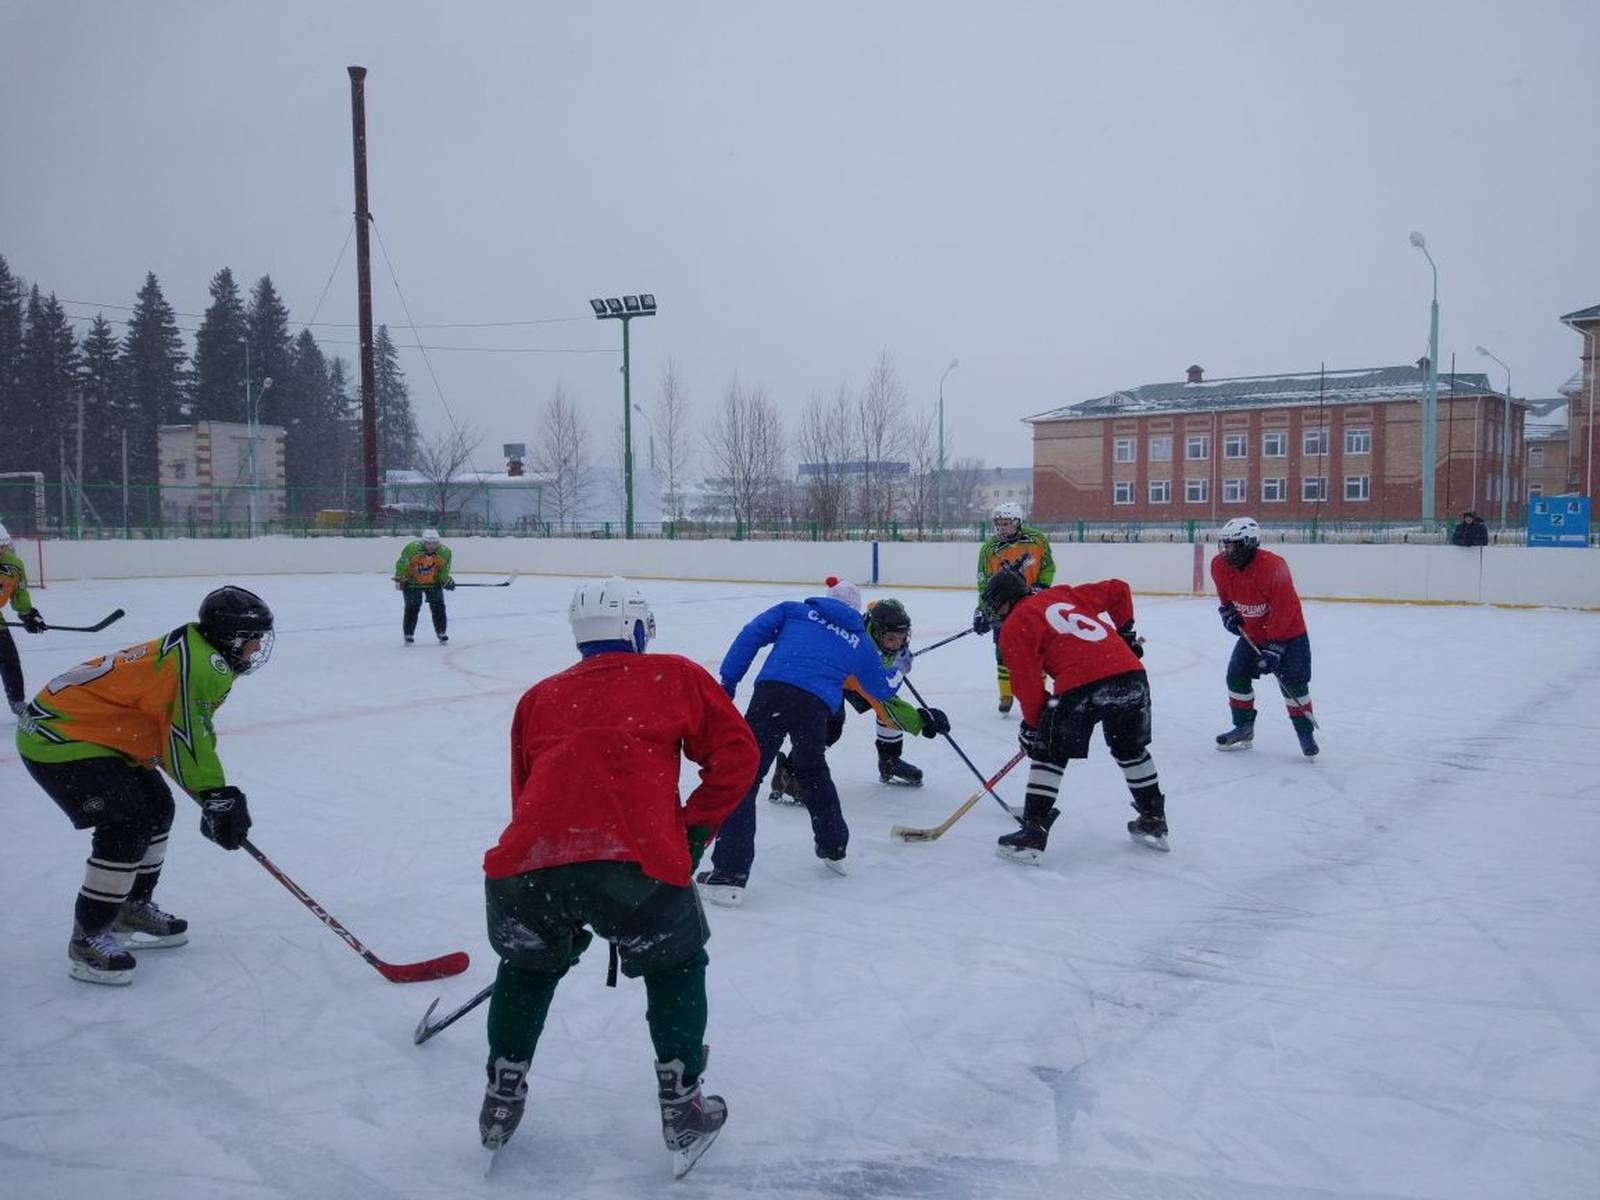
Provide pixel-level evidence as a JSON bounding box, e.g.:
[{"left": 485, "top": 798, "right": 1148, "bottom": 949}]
[
  {"left": 1113, "top": 438, "right": 1135, "bottom": 463},
  {"left": 1149, "top": 435, "right": 1172, "bottom": 463},
  {"left": 1262, "top": 477, "right": 1287, "bottom": 502},
  {"left": 1148, "top": 479, "right": 1171, "bottom": 504},
  {"left": 1344, "top": 475, "right": 1370, "bottom": 501},
  {"left": 1223, "top": 432, "right": 1247, "bottom": 459},
  {"left": 1113, "top": 481, "right": 1134, "bottom": 505},
  {"left": 1303, "top": 428, "right": 1328, "bottom": 456},
  {"left": 1344, "top": 427, "right": 1371, "bottom": 455},
  {"left": 1222, "top": 477, "right": 1246, "bottom": 503},
  {"left": 1302, "top": 475, "right": 1327, "bottom": 502},
  {"left": 1528, "top": 483, "right": 1543, "bottom": 500},
  {"left": 1186, "top": 433, "right": 1209, "bottom": 460},
  {"left": 1185, "top": 478, "right": 1209, "bottom": 503},
  {"left": 1529, "top": 445, "right": 1545, "bottom": 468},
  {"left": 1262, "top": 431, "right": 1287, "bottom": 457}
]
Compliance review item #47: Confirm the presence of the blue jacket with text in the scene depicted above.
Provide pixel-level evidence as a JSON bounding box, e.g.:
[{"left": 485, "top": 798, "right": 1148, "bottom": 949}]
[{"left": 719, "top": 596, "right": 896, "bottom": 711}]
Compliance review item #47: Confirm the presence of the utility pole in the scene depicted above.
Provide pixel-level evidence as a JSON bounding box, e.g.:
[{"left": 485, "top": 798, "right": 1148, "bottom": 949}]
[{"left": 349, "top": 66, "right": 380, "bottom": 523}]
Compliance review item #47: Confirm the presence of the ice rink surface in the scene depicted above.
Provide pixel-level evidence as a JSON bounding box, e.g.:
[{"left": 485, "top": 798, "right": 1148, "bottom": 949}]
[{"left": 2, "top": 570, "right": 1597, "bottom": 1200}]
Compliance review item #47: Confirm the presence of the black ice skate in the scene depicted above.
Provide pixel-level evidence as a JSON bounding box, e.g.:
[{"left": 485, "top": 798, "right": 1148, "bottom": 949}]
[
  {"left": 997, "top": 694, "right": 1014, "bottom": 715},
  {"left": 1297, "top": 728, "right": 1320, "bottom": 758},
  {"left": 113, "top": 899, "right": 189, "bottom": 949},
  {"left": 767, "top": 751, "right": 804, "bottom": 806},
  {"left": 437, "top": 632, "right": 449, "bottom": 645},
  {"left": 1126, "top": 793, "right": 1170, "bottom": 852},
  {"left": 996, "top": 806, "right": 1059, "bottom": 865},
  {"left": 68, "top": 923, "right": 136, "bottom": 986},
  {"left": 479, "top": 1055, "right": 530, "bottom": 1174},
  {"left": 403, "top": 635, "right": 414, "bottom": 645},
  {"left": 695, "top": 869, "right": 748, "bottom": 908},
  {"left": 8, "top": 698, "right": 24, "bottom": 716},
  {"left": 877, "top": 740, "right": 923, "bottom": 787},
  {"left": 815, "top": 845, "right": 848, "bottom": 876},
  {"left": 656, "top": 1050, "right": 727, "bottom": 1179},
  {"left": 1215, "top": 724, "right": 1255, "bottom": 751}
]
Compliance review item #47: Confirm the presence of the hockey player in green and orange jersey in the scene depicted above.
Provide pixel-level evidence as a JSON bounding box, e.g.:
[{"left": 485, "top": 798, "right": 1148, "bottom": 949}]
[
  {"left": 15, "top": 586, "right": 273, "bottom": 985},
  {"left": 1, "top": 521, "right": 47, "bottom": 715},
  {"left": 394, "top": 528, "right": 455, "bottom": 644},
  {"left": 971, "top": 502, "right": 1054, "bottom": 713}
]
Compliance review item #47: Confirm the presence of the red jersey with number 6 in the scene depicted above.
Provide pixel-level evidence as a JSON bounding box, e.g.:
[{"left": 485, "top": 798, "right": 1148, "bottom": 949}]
[
  {"left": 998, "top": 580, "right": 1144, "bottom": 727},
  {"left": 1210, "top": 548, "right": 1307, "bottom": 644}
]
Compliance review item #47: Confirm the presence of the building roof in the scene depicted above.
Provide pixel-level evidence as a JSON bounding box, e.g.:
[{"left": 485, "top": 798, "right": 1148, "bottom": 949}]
[
  {"left": 1525, "top": 398, "right": 1568, "bottom": 441},
  {"left": 1559, "top": 302, "right": 1600, "bottom": 325},
  {"left": 1025, "top": 364, "right": 1505, "bottom": 423}
]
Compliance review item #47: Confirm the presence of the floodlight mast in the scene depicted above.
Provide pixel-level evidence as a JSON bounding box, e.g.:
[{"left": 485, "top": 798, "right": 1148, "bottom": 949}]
[{"left": 589, "top": 294, "right": 657, "bottom": 537}]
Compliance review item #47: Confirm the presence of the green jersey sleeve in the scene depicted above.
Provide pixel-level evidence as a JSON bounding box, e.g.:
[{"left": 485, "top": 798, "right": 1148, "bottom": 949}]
[
  {"left": 437, "top": 544, "right": 453, "bottom": 585},
  {"left": 166, "top": 626, "right": 237, "bottom": 793},
  {"left": 1, "top": 548, "right": 34, "bottom": 614},
  {"left": 394, "top": 541, "right": 421, "bottom": 579},
  {"left": 1029, "top": 527, "right": 1056, "bottom": 586}
]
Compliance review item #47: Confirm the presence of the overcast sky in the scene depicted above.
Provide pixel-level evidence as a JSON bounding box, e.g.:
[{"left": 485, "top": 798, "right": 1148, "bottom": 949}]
[{"left": 4, "top": 1, "right": 1596, "bottom": 481}]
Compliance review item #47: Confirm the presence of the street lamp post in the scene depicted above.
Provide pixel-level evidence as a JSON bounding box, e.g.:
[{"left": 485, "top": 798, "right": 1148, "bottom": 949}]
[
  {"left": 1476, "top": 345, "right": 1513, "bottom": 527},
  {"left": 936, "top": 358, "right": 959, "bottom": 531},
  {"left": 1409, "top": 232, "right": 1440, "bottom": 528},
  {"left": 589, "top": 295, "right": 657, "bottom": 538}
]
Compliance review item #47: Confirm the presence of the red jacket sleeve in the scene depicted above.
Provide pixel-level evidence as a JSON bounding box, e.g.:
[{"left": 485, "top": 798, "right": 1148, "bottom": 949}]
[
  {"left": 999, "top": 605, "right": 1050, "bottom": 726},
  {"left": 509, "top": 686, "right": 536, "bottom": 808},
  {"left": 1209, "top": 555, "right": 1232, "bottom": 606},
  {"left": 680, "top": 664, "right": 760, "bottom": 833},
  {"left": 1078, "top": 578, "right": 1135, "bottom": 630},
  {"left": 1259, "top": 557, "right": 1303, "bottom": 642}
]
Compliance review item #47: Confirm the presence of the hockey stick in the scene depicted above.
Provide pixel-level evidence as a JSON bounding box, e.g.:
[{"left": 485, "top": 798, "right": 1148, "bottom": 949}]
[
  {"left": 0, "top": 607, "right": 125, "bottom": 633},
  {"left": 239, "top": 837, "right": 470, "bottom": 983},
  {"left": 911, "top": 628, "right": 972, "bottom": 658},
  {"left": 891, "top": 749, "right": 1028, "bottom": 843},
  {"left": 1240, "top": 633, "right": 1320, "bottom": 730},
  {"left": 900, "top": 676, "right": 1022, "bottom": 819},
  {"left": 450, "top": 579, "right": 514, "bottom": 587},
  {"left": 414, "top": 981, "right": 495, "bottom": 1045}
]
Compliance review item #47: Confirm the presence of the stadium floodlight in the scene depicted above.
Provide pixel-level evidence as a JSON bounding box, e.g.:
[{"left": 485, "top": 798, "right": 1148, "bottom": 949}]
[
  {"left": 623, "top": 295, "right": 641, "bottom": 313},
  {"left": 589, "top": 298, "right": 608, "bottom": 316},
  {"left": 640, "top": 294, "right": 656, "bottom": 312},
  {"left": 587, "top": 292, "right": 659, "bottom": 539},
  {"left": 605, "top": 298, "right": 625, "bottom": 315}
]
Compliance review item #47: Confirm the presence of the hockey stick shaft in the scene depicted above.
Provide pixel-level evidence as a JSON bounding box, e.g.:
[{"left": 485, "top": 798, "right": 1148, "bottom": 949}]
[
  {"left": 1239, "top": 633, "right": 1319, "bottom": 729},
  {"left": 450, "top": 580, "right": 513, "bottom": 587},
  {"left": 1, "top": 607, "right": 125, "bottom": 633},
  {"left": 414, "top": 982, "right": 495, "bottom": 1044},
  {"left": 900, "top": 676, "right": 1021, "bottom": 820},
  {"left": 239, "top": 837, "right": 470, "bottom": 983},
  {"left": 911, "top": 628, "right": 972, "bottom": 658},
  {"left": 891, "top": 749, "right": 1028, "bottom": 843}
]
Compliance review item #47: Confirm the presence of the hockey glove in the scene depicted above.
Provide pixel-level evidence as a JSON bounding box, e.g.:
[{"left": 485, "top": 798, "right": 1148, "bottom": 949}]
[
  {"left": 843, "top": 689, "right": 873, "bottom": 714},
  {"left": 443, "top": 578, "right": 456, "bottom": 590},
  {"left": 19, "top": 609, "right": 46, "bottom": 633},
  {"left": 1018, "top": 722, "right": 1038, "bottom": 757},
  {"left": 1218, "top": 604, "right": 1243, "bottom": 636},
  {"left": 393, "top": 579, "right": 406, "bottom": 591},
  {"left": 1118, "top": 622, "right": 1145, "bottom": 659},
  {"left": 686, "top": 824, "right": 713, "bottom": 871},
  {"left": 197, "top": 786, "right": 251, "bottom": 850},
  {"left": 916, "top": 707, "right": 950, "bottom": 738},
  {"left": 1255, "top": 641, "right": 1285, "bottom": 675},
  {"left": 971, "top": 606, "right": 991, "bottom": 636}
]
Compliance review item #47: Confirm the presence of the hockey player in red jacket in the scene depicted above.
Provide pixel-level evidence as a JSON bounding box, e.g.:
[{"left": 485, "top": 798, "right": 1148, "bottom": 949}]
[
  {"left": 477, "top": 576, "right": 759, "bottom": 1178},
  {"left": 983, "top": 570, "right": 1170, "bottom": 861},
  {"left": 1210, "top": 517, "right": 1318, "bottom": 757}
]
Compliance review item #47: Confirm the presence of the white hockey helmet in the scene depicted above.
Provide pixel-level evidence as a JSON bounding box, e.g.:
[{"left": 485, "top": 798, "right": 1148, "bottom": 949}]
[
  {"left": 569, "top": 576, "right": 655, "bottom": 652},
  {"left": 993, "top": 502, "right": 1024, "bottom": 524},
  {"left": 0, "top": 521, "right": 11, "bottom": 547},
  {"left": 1217, "top": 516, "right": 1261, "bottom": 567},
  {"left": 420, "top": 528, "right": 441, "bottom": 548}
]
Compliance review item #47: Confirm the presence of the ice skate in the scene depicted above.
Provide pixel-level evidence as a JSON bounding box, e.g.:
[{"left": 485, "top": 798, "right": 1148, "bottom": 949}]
[
  {"left": 876, "top": 741, "right": 923, "bottom": 787},
  {"left": 996, "top": 806, "right": 1058, "bottom": 866},
  {"left": 68, "top": 923, "right": 136, "bottom": 986},
  {"left": 1127, "top": 813, "right": 1171, "bottom": 853},
  {"left": 479, "top": 1055, "right": 530, "bottom": 1159},
  {"left": 767, "top": 752, "right": 804, "bottom": 806},
  {"left": 997, "top": 695, "right": 1014, "bottom": 715},
  {"left": 695, "top": 869, "right": 747, "bottom": 908},
  {"left": 113, "top": 899, "right": 189, "bottom": 949},
  {"left": 8, "top": 698, "right": 24, "bottom": 716},
  {"left": 403, "top": 634, "right": 414, "bottom": 645},
  {"left": 1215, "top": 724, "right": 1254, "bottom": 751},
  {"left": 437, "top": 632, "right": 449, "bottom": 645},
  {"left": 656, "top": 1052, "right": 727, "bottom": 1179},
  {"left": 1296, "top": 727, "right": 1319, "bottom": 758},
  {"left": 816, "top": 846, "right": 848, "bottom": 876}
]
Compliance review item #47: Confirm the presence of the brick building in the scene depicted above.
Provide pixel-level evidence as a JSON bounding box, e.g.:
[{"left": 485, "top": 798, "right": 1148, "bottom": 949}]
[
  {"left": 1559, "top": 302, "right": 1600, "bottom": 499},
  {"left": 1524, "top": 394, "right": 1570, "bottom": 502},
  {"left": 1026, "top": 363, "right": 1522, "bottom": 526}
]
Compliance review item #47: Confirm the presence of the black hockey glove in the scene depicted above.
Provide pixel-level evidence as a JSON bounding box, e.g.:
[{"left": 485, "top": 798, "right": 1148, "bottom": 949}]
[
  {"left": 393, "top": 579, "right": 406, "bottom": 591},
  {"left": 916, "top": 707, "right": 950, "bottom": 738},
  {"left": 971, "top": 606, "right": 991, "bottom": 635},
  {"left": 686, "top": 823, "right": 713, "bottom": 871},
  {"left": 1118, "top": 622, "right": 1145, "bottom": 659},
  {"left": 1218, "top": 604, "right": 1243, "bottom": 636},
  {"left": 1018, "top": 722, "right": 1038, "bottom": 756},
  {"left": 1255, "top": 641, "right": 1286, "bottom": 675},
  {"left": 19, "top": 609, "right": 46, "bottom": 633},
  {"left": 443, "top": 578, "right": 456, "bottom": 590},
  {"left": 198, "top": 786, "right": 251, "bottom": 850}
]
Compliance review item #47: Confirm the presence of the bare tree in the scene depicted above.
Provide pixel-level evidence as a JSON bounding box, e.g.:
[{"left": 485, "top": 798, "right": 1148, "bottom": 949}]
[
  {"left": 412, "top": 421, "right": 483, "bottom": 525},
  {"left": 703, "top": 375, "right": 786, "bottom": 528},
  {"left": 901, "top": 409, "right": 939, "bottom": 537},
  {"left": 941, "top": 455, "right": 988, "bottom": 528},
  {"left": 855, "top": 349, "right": 910, "bottom": 533},
  {"left": 530, "top": 384, "right": 590, "bottom": 529},
  {"left": 657, "top": 360, "right": 693, "bottom": 522},
  {"left": 796, "top": 383, "right": 855, "bottom": 534}
]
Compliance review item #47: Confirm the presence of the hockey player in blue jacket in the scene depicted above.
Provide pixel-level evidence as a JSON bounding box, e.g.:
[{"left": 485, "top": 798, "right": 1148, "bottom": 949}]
[{"left": 697, "top": 578, "right": 896, "bottom": 907}]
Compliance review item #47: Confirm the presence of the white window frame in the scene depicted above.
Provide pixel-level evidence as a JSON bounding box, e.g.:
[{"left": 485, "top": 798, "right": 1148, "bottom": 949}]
[
  {"left": 1113, "top": 480, "right": 1134, "bottom": 505},
  {"left": 1262, "top": 476, "right": 1287, "bottom": 502},
  {"left": 1262, "top": 431, "right": 1288, "bottom": 458},
  {"left": 1148, "top": 479, "right": 1171, "bottom": 504},
  {"left": 1185, "top": 477, "right": 1209, "bottom": 503},
  {"left": 1148, "top": 435, "right": 1172, "bottom": 463},
  {"left": 1344, "top": 427, "right": 1371, "bottom": 455},
  {"left": 1113, "top": 438, "right": 1136, "bottom": 464},
  {"left": 1185, "top": 433, "right": 1210, "bottom": 461},
  {"left": 1528, "top": 482, "right": 1543, "bottom": 500},
  {"left": 1223, "top": 432, "right": 1248, "bottom": 459},
  {"left": 1222, "top": 477, "right": 1246, "bottom": 503},
  {"left": 1529, "top": 445, "right": 1544, "bottom": 468},
  {"left": 1344, "top": 474, "right": 1370, "bottom": 501},
  {"left": 1303, "top": 428, "right": 1328, "bottom": 456},
  {"left": 1302, "top": 475, "right": 1327, "bottom": 502}
]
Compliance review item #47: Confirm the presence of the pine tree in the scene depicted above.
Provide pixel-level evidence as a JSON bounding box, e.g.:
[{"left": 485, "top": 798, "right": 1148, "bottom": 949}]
[
  {"left": 374, "top": 325, "right": 419, "bottom": 475},
  {"left": 0, "top": 255, "right": 25, "bottom": 475},
  {"left": 192, "top": 267, "right": 248, "bottom": 422},
  {"left": 284, "top": 328, "right": 351, "bottom": 516},
  {"left": 328, "top": 355, "right": 362, "bottom": 510},
  {"left": 120, "top": 272, "right": 188, "bottom": 520},
  {"left": 246, "top": 275, "right": 294, "bottom": 429},
  {"left": 78, "top": 315, "right": 123, "bottom": 502},
  {"left": 17, "top": 288, "right": 81, "bottom": 518}
]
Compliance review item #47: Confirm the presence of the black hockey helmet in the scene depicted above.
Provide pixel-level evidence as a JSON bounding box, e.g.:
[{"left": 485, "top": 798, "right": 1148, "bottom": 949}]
[
  {"left": 865, "top": 598, "right": 911, "bottom": 649},
  {"left": 198, "top": 585, "right": 275, "bottom": 675},
  {"left": 980, "top": 566, "right": 1031, "bottom": 625}
]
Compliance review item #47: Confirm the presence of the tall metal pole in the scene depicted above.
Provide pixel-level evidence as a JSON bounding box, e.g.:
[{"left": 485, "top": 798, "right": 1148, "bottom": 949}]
[
  {"left": 936, "top": 358, "right": 958, "bottom": 531},
  {"left": 1411, "top": 233, "right": 1439, "bottom": 527},
  {"left": 243, "top": 338, "right": 255, "bottom": 535},
  {"left": 349, "top": 66, "right": 380, "bottom": 523},
  {"left": 120, "top": 428, "right": 129, "bottom": 536},
  {"left": 74, "top": 390, "right": 84, "bottom": 536},
  {"left": 621, "top": 316, "right": 634, "bottom": 538}
]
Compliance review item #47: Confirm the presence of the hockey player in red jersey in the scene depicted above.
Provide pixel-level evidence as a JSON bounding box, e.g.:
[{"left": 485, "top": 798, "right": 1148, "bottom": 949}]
[
  {"left": 982, "top": 569, "right": 1170, "bottom": 861},
  {"left": 477, "top": 576, "right": 759, "bottom": 1178},
  {"left": 1210, "top": 517, "right": 1318, "bottom": 757}
]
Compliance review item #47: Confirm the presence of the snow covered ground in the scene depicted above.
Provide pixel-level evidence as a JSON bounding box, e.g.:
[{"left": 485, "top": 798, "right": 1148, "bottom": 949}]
[{"left": 2, "top": 570, "right": 1597, "bottom": 1200}]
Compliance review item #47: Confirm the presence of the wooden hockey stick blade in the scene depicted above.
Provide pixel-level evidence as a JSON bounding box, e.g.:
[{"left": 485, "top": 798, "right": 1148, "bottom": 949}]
[
  {"left": 375, "top": 951, "right": 471, "bottom": 984},
  {"left": 891, "top": 794, "right": 981, "bottom": 843}
]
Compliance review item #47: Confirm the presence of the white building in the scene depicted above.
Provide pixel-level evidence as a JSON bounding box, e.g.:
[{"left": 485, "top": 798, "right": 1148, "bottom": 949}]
[{"left": 159, "top": 421, "right": 285, "bottom": 531}]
